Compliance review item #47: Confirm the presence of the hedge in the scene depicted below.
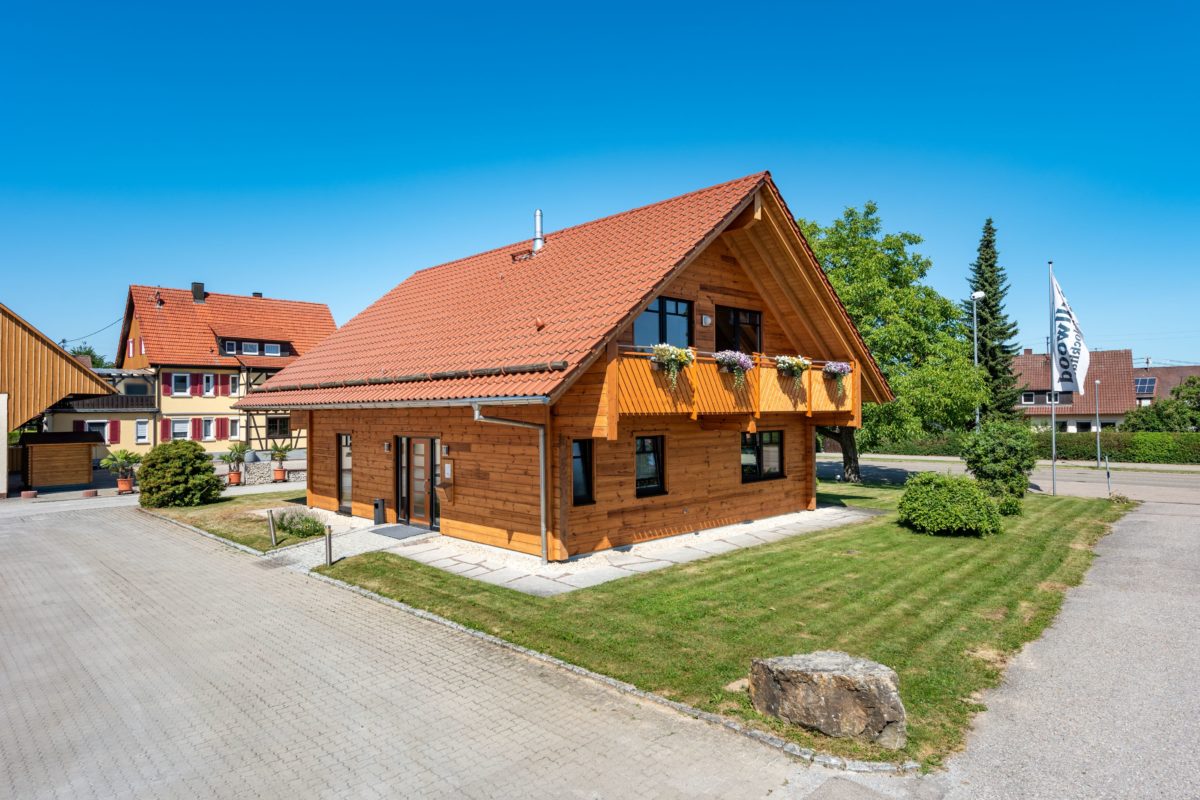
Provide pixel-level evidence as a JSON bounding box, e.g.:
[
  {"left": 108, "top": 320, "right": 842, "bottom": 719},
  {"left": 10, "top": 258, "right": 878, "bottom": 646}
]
[{"left": 865, "top": 431, "right": 1200, "bottom": 464}]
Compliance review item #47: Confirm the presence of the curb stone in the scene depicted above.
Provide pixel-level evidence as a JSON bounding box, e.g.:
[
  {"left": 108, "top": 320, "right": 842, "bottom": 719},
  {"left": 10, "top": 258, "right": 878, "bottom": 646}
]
[
  {"left": 138, "top": 507, "right": 368, "bottom": 556},
  {"left": 306, "top": 570, "right": 921, "bottom": 776}
]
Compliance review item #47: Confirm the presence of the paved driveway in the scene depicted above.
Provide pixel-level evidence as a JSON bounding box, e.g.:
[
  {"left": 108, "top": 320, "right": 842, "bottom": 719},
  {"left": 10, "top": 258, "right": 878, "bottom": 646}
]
[{"left": 0, "top": 506, "right": 837, "bottom": 799}]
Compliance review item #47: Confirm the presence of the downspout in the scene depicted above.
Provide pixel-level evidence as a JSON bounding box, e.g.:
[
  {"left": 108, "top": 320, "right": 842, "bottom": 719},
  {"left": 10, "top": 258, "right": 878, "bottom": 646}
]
[{"left": 471, "top": 402, "right": 549, "bottom": 563}]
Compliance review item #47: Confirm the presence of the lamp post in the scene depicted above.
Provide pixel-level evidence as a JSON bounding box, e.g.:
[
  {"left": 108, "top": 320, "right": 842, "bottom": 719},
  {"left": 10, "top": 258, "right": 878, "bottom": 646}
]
[
  {"left": 1094, "top": 378, "right": 1102, "bottom": 468},
  {"left": 971, "top": 290, "right": 986, "bottom": 428}
]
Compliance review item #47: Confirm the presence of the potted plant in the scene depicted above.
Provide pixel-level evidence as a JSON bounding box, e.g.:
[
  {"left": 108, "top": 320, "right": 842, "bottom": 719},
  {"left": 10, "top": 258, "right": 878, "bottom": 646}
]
[
  {"left": 773, "top": 354, "right": 812, "bottom": 389},
  {"left": 219, "top": 442, "right": 250, "bottom": 486},
  {"left": 269, "top": 442, "right": 291, "bottom": 482},
  {"left": 649, "top": 343, "right": 695, "bottom": 391},
  {"left": 823, "top": 361, "right": 853, "bottom": 396},
  {"left": 100, "top": 449, "right": 142, "bottom": 494},
  {"left": 713, "top": 350, "right": 755, "bottom": 390}
]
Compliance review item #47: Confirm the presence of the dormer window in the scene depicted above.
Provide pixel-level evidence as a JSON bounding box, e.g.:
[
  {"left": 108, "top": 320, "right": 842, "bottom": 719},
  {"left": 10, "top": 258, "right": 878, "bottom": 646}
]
[
  {"left": 224, "top": 340, "right": 236, "bottom": 355},
  {"left": 242, "top": 342, "right": 259, "bottom": 355},
  {"left": 264, "top": 343, "right": 281, "bottom": 357}
]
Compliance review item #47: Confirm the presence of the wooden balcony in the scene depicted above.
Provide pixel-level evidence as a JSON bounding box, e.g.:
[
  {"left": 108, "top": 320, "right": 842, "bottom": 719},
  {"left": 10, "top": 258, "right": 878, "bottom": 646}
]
[{"left": 614, "top": 350, "right": 856, "bottom": 420}]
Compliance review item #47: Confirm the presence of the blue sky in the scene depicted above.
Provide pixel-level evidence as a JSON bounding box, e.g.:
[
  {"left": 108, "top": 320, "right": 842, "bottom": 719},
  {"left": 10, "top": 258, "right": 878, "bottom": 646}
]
[{"left": 2, "top": 1, "right": 1197, "bottom": 364}]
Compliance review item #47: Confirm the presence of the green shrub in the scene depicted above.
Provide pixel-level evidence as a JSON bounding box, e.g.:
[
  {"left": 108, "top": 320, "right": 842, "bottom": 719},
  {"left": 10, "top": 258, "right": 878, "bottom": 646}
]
[
  {"left": 898, "top": 473, "right": 1002, "bottom": 537},
  {"left": 863, "top": 433, "right": 967, "bottom": 457},
  {"left": 277, "top": 508, "right": 325, "bottom": 538},
  {"left": 137, "top": 440, "right": 223, "bottom": 508},
  {"left": 1032, "top": 431, "right": 1200, "bottom": 464},
  {"left": 994, "top": 494, "right": 1023, "bottom": 517},
  {"left": 961, "top": 420, "right": 1036, "bottom": 508}
]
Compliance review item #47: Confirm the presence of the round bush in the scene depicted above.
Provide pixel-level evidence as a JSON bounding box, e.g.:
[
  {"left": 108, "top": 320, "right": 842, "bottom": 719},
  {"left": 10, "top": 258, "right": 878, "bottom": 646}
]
[
  {"left": 138, "top": 440, "right": 224, "bottom": 508},
  {"left": 898, "top": 473, "right": 1002, "bottom": 537},
  {"left": 962, "top": 421, "right": 1036, "bottom": 502},
  {"left": 277, "top": 509, "right": 325, "bottom": 538}
]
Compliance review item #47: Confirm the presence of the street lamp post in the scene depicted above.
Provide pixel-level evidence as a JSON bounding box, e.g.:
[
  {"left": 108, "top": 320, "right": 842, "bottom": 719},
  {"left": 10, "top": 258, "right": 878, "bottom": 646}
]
[
  {"left": 971, "top": 290, "right": 986, "bottom": 428},
  {"left": 1094, "top": 378, "right": 1102, "bottom": 468}
]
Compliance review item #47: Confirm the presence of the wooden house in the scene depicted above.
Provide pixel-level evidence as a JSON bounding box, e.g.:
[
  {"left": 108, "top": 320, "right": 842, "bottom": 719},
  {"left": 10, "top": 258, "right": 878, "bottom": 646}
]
[{"left": 236, "top": 173, "right": 891, "bottom": 560}]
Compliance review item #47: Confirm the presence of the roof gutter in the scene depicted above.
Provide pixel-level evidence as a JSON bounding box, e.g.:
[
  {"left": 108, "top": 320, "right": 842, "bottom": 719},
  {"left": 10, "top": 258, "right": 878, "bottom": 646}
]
[
  {"left": 470, "top": 402, "right": 549, "bottom": 564},
  {"left": 233, "top": 395, "right": 551, "bottom": 411}
]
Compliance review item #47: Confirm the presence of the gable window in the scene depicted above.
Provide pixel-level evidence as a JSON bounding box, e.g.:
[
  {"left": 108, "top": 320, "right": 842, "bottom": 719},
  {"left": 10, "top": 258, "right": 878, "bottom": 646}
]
[
  {"left": 264, "top": 343, "right": 281, "bottom": 357},
  {"left": 203, "top": 373, "right": 215, "bottom": 396},
  {"left": 140, "top": 338, "right": 145, "bottom": 355},
  {"left": 202, "top": 418, "right": 215, "bottom": 441},
  {"left": 127, "top": 339, "right": 134, "bottom": 358},
  {"left": 635, "top": 435, "right": 666, "bottom": 497},
  {"left": 242, "top": 341, "right": 259, "bottom": 355},
  {"left": 1021, "top": 392, "right": 1035, "bottom": 404},
  {"left": 171, "top": 419, "right": 189, "bottom": 440},
  {"left": 742, "top": 431, "right": 784, "bottom": 482},
  {"left": 633, "top": 297, "right": 693, "bottom": 349},
  {"left": 266, "top": 416, "right": 290, "bottom": 438},
  {"left": 224, "top": 340, "right": 236, "bottom": 355},
  {"left": 172, "top": 373, "right": 190, "bottom": 395},
  {"left": 571, "top": 439, "right": 595, "bottom": 505},
  {"left": 715, "top": 306, "right": 762, "bottom": 353},
  {"left": 229, "top": 374, "right": 240, "bottom": 396},
  {"left": 135, "top": 419, "right": 149, "bottom": 444},
  {"left": 125, "top": 382, "right": 149, "bottom": 396}
]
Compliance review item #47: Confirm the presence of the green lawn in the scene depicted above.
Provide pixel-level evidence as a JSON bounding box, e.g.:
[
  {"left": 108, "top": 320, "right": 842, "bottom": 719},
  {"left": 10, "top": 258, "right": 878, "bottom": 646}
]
[
  {"left": 151, "top": 490, "right": 313, "bottom": 551},
  {"left": 317, "top": 485, "right": 1133, "bottom": 767}
]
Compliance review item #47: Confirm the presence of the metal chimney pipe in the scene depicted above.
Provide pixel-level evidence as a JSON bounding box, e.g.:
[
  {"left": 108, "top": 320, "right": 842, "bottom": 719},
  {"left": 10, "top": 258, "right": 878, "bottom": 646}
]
[{"left": 532, "top": 209, "right": 544, "bottom": 253}]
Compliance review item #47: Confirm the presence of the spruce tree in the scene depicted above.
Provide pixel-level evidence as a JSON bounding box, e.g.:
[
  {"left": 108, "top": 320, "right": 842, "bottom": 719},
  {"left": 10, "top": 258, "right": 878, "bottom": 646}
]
[{"left": 963, "top": 219, "right": 1022, "bottom": 421}]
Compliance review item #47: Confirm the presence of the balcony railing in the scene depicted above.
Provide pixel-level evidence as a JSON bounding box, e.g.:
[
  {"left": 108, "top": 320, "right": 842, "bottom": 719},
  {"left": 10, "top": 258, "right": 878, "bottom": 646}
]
[{"left": 615, "top": 349, "right": 855, "bottom": 418}]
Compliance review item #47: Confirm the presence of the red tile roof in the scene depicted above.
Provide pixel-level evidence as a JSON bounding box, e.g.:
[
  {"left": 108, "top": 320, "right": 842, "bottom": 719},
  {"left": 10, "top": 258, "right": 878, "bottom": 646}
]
[
  {"left": 1133, "top": 365, "right": 1200, "bottom": 399},
  {"left": 239, "top": 173, "right": 784, "bottom": 409},
  {"left": 119, "top": 286, "right": 335, "bottom": 369},
  {"left": 1012, "top": 349, "right": 1136, "bottom": 416}
]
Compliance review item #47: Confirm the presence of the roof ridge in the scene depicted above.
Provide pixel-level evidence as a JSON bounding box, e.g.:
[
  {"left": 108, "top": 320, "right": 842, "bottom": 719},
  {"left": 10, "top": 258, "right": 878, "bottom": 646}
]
[
  {"left": 407, "top": 171, "right": 768, "bottom": 279},
  {"left": 128, "top": 285, "right": 330, "bottom": 308}
]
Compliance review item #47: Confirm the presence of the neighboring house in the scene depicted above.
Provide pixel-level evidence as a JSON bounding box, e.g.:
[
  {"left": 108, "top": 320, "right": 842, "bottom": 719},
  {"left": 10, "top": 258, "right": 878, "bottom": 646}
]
[
  {"left": 1, "top": 303, "right": 114, "bottom": 496},
  {"left": 1132, "top": 363, "right": 1200, "bottom": 407},
  {"left": 48, "top": 284, "right": 336, "bottom": 457},
  {"left": 236, "top": 172, "right": 892, "bottom": 561},
  {"left": 1012, "top": 348, "right": 1136, "bottom": 431}
]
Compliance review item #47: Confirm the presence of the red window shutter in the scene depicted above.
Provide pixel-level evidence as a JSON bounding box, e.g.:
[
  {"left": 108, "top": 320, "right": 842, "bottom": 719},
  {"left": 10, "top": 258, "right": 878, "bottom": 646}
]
[
  {"left": 161, "top": 418, "right": 171, "bottom": 440},
  {"left": 162, "top": 373, "right": 172, "bottom": 395},
  {"left": 73, "top": 420, "right": 85, "bottom": 433},
  {"left": 218, "top": 374, "right": 230, "bottom": 396},
  {"left": 191, "top": 418, "right": 202, "bottom": 440},
  {"left": 108, "top": 420, "right": 120, "bottom": 444},
  {"left": 189, "top": 373, "right": 201, "bottom": 396},
  {"left": 216, "top": 417, "right": 229, "bottom": 440}
]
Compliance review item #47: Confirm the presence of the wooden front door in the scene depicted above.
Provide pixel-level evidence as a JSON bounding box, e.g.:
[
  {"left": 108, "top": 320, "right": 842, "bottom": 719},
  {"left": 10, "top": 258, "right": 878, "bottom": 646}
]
[{"left": 408, "top": 438, "right": 434, "bottom": 527}]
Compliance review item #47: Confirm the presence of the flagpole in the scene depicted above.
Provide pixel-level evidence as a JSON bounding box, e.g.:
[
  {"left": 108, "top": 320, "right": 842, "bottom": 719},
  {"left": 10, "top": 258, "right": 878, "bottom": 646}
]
[{"left": 1049, "top": 260, "right": 1057, "bottom": 496}]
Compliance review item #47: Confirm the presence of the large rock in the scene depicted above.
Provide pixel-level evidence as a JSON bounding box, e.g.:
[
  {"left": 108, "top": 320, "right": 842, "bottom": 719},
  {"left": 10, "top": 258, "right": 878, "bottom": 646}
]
[{"left": 749, "top": 651, "right": 907, "bottom": 749}]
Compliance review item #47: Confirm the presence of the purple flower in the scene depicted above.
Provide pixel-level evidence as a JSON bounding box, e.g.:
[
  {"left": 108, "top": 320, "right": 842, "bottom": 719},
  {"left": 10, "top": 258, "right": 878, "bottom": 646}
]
[
  {"left": 823, "top": 361, "right": 852, "bottom": 376},
  {"left": 713, "top": 350, "right": 755, "bottom": 372}
]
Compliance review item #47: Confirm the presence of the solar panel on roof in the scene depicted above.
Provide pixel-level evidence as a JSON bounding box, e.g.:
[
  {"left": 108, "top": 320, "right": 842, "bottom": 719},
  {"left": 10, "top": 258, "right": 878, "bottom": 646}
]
[{"left": 1134, "top": 377, "right": 1157, "bottom": 394}]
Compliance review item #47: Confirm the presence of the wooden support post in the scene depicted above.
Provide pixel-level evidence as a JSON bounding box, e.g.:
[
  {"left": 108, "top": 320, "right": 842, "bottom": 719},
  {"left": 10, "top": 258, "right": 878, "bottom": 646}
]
[{"left": 805, "top": 367, "right": 814, "bottom": 417}]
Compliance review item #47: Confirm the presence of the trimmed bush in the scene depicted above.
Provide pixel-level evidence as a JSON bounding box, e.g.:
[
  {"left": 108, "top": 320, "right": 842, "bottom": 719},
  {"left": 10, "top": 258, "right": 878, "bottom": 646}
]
[
  {"left": 1033, "top": 431, "right": 1200, "bottom": 464},
  {"left": 138, "top": 440, "right": 223, "bottom": 508},
  {"left": 898, "top": 473, "right": 1001, "bottom": 537},
  {"left": 961, "top": 421, "right": 1036, "bottom": 516},
  {"left": 277, "top": 509, "right": 325, "bottom": 538},
  {"left": 863, "top": 433, "right": 967, "bottom": 457}
]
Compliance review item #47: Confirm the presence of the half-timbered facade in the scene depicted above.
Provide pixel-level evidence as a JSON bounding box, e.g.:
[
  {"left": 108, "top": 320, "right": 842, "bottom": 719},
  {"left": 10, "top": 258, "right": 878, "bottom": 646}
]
[{"left": 237, "top": 173, "right": 891, "bottom": 560}]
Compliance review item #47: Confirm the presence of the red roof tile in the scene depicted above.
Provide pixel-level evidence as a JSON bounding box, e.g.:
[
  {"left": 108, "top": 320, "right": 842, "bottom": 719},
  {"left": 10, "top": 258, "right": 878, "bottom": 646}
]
[
  {"left": 239, "top": 173, "right": 775, "bottom": 408},
  {"left": 120, "top": 286, "right": 335, "bottom": 369},
  {"left": 1012, "top": 349, "right": 1136, "bottom": 416},
  {"left": 1133, "top": 365, "right": 1200, "bottom": 399}
]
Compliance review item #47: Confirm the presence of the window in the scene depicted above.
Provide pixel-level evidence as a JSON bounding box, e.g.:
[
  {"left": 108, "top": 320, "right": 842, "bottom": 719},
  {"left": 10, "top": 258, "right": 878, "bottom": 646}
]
[
  {"left": 633, "top": 296, "right": 693, "bottom": 349},
  {"left": 264, "top": 343, "right": 281, "bottom": 357},
  {"left": 1101, "top": 421, "right": 1117, "bottom": 429},
  {"left": 229, "top": 418, "right": 240, "bottom": 439},
  {"left": 202, "top": 418, "right": 214, "bottom": 441},
  {"left": 715, "top": 306, "right": 762, "bottom": 353},
  {"left": 266, "top": 416, "right": 290, "bottom": 438},
  {"left": 242, "top": 341, "right": 259, "bottom": 355},
  {"left": 1021, "top": 392, "right": 1035, "bottom": 404},
  {"left": 126, "top": 339, "right": 133, "bottom": 358},
  {"left": 224, "top": 340, "right": 236, "bottom": 355},
  {"left": 1056, "top": 421, "right": 1068, "bottom": 433},
  {"left": 172, "top": 373, "right": 190, "bottom": 395},
  {"left": 135, "top": 419, "right": 149, "bottom": 444},
  {"left": 1134, "top": 377, "right": 1157, "bottom": 395},
  {"left": 203, "top": 373, "right": 215, "bottom": 396},
  {"left": 171, "top": 419, "right": 189, "bottom": 440},
  {"left": 140, "top": 338, "right": 145, "bottom": 355},
  {"left": 85, "top": 420, "right": 108, "bottom": 443},
  {"left": 1076, "top": 421, "right": 1092, "bottom": 433},
  {"left": 124, "top": 382, "right": 149, "bottom": 396},
  {"left": 1047, "top": 391, "right": 1060, "bottom": 405},
  {"left": 229, "top": 374, "right": 240, "bottom": 396},
  {"left": 571, "top": 440, "right": 594, "bottom": 505},
  {"left": 635, "top": 436, "right": 666, "bottom": 497},
  {"left": 742, "top": 431, "right": 784, "bottom": 482}
]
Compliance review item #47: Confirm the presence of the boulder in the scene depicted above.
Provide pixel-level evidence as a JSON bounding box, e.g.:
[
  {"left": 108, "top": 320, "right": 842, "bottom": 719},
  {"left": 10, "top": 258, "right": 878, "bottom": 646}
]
[{"left": 749, "top": 651, "right": 907, "bottom": 749}]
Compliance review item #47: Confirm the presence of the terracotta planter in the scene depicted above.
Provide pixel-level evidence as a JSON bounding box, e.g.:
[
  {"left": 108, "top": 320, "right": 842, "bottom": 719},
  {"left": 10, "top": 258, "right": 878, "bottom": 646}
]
[
  {"left": 273, "top": 467, "right": 286, "bottom": 482},
  {"left": 228, "top": 471, "right": 243, "bottom": 486},
  {"left": 116, "top": 477, "right": 134, "bottom": 494}
]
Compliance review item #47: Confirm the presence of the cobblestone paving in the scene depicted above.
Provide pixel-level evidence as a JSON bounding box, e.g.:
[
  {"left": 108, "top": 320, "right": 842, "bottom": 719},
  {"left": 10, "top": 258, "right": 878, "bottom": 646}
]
[{"left": 0, "top": 506, "right": 873, "bottom": 799}]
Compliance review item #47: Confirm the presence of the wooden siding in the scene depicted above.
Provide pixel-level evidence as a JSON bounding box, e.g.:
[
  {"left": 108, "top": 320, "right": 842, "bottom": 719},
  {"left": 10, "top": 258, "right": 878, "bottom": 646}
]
[
  {"left": 0, "top": 303, "right": 113, "bottom": 432},
  {"left": 23, "top": 443, "right": 93, "bottom": 487}
]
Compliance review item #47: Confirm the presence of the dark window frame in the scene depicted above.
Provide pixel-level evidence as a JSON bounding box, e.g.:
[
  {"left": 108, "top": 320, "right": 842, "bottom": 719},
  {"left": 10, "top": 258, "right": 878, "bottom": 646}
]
[
  {"left": 741, "top": 430, "right": 785, "bottom": 483},
  {"left": 633, "top": 296, "right": 694, "bottom": 349},
  {"left": 634, "top": 435, "right": 667, "bottom": 498},
  {"left": 266, "top": 416, "right": 290, "bottom": 438},
  {"left": 571, "top": 439, "right": 595, "bottom": 506},
  {"left": 715, "top": 305, "right": 763, "bottom": 353}
]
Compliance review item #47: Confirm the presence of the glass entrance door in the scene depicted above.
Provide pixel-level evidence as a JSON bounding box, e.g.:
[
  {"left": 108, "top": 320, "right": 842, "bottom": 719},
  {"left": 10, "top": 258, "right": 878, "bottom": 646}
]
[
  {"left": 408, "top": 438, "right": 432, "bottom": 526},
  {"left": 337, "top": 433, "right": 352, "bottom": 514}
]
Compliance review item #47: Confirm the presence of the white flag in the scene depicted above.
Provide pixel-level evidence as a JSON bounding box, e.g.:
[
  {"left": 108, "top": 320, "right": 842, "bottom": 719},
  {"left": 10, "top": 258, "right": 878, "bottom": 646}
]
[{"left": 1050, "top": 275, "right": 1090, "bottom": 395}]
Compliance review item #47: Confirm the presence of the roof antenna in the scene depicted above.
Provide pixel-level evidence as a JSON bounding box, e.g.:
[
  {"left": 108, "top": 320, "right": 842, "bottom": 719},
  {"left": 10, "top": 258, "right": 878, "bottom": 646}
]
[{"left": 532, "top": 209, "right": 544, "bottom": 253}]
